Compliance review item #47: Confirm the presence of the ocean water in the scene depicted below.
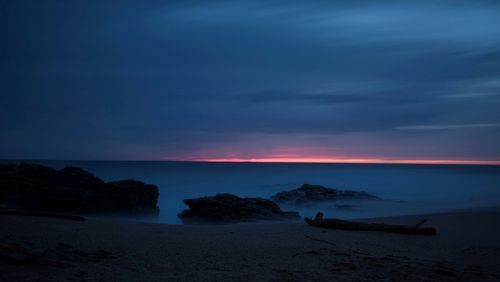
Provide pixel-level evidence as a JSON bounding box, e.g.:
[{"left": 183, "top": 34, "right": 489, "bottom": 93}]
[{"left": 6, "top": 161, "right": 500, "bottom": 224}]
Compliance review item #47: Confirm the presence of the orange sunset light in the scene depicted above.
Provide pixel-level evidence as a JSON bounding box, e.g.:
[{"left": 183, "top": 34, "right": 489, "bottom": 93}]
[{"left": 194, "top": 157, "right": 500, "bottom": 165}]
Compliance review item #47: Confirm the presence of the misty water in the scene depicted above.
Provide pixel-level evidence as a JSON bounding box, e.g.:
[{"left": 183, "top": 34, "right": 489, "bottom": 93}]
[{"left": 14, "top": 161, "right": 500, "bottom": 224}]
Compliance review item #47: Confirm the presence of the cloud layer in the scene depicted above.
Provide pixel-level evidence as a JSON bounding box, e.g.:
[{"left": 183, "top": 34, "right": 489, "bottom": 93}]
[{"left": 1, "top": 0, "right": 500, "bottom": 161}]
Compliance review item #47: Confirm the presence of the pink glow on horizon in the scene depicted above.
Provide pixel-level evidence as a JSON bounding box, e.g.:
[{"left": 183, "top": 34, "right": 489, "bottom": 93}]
[{"left": 191, "top": 157, "right": 500, "bottom": 165}]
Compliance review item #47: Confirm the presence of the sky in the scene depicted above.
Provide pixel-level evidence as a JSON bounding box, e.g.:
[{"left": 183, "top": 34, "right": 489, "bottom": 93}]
[{"left": 1, "top": 0, "right": 500, "bottom": 164}]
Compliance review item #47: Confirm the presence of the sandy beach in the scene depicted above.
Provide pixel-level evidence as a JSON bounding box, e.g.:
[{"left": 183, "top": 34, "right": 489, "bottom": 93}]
[{"left": 1, "top": 207, "right": 500, "bottom": 282}]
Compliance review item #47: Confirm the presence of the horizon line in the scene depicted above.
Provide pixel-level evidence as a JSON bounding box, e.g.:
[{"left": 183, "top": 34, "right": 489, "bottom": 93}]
[
  {"left": 2, "top": 158, "right": 500, "bottom": 166},
  {"left": 190, "top": 157, "right": 500, "bottom": 165}
]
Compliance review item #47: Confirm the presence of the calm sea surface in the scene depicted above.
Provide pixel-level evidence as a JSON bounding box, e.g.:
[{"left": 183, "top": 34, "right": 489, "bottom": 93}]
[{"left": 5, "top": 161, "right": 500, "bottom": 224}]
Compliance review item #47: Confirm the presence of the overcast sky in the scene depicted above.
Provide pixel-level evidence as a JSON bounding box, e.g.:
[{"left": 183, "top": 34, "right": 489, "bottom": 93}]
[{"left": 1, "top": 0, "right": 500, "bottom": 162}]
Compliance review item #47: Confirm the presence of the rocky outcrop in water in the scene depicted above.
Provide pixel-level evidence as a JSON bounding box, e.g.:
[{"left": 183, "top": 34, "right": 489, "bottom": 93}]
[
  {"left": 271, "top": 184, "right": 378, "bottom": 205},
  {"left": 0, "top": 163, "right": 159, "bottom": 213},
  {"left": 178, "top": 193, "right": 300, "bottom": 223}
]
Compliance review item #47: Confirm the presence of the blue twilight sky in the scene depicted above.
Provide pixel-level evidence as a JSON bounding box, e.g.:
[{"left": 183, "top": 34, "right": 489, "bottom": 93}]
[{"left": 1, "top": 0, "right": 500, "bottom": 162}]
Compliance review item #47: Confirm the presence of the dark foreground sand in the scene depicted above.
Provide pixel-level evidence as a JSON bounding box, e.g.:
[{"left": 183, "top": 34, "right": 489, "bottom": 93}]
[{"left": 2, "top": 207, "right": 500, "bottom": 282}]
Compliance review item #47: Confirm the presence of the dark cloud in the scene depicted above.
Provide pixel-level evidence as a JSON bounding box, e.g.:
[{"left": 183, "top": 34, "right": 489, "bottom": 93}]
[{"left": 1, "top": 0, "right": 500, "bottom": 160}]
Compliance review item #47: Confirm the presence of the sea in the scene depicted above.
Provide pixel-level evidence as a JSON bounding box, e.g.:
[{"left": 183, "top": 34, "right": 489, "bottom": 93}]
[{"left": 4, "top": 161, "right": 500, "bottom": 224}]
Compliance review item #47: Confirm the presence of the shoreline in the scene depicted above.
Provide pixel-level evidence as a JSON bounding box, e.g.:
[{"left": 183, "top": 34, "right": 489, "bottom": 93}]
[
  {"left": 81, "top": 202, "right": 500, "bottom": 226},
  {"left": 2, "top": 206, "right": 500, "bottom": 281}
]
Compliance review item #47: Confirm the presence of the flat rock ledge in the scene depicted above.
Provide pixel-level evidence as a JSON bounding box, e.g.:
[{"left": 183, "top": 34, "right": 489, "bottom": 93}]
[
  {"left": 178, "top": 193, "right": 300, "bottom": 223},
  {"left": 0, "top": 163, "right": 159, "bottom": 214},
  {"left": 271, "top": 184, "right": 378, "bottom": 205}
]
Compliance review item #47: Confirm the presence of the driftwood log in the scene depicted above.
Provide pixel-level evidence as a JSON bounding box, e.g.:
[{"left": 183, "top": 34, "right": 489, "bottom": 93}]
[
  {"left": 305, "top": 212, "right": 436, "bottom": 236},
  {"left": 0, "top": 210, "right": 86, "bottom": 221}
]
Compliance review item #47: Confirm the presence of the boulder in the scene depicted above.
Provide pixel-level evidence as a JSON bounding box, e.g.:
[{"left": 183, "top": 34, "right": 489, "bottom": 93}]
[
  {"left": 271, "top": 184, "right": 377, "bottom": 205},
  {"left": 0, "top": 163, "right": 159, "bottom": 214},
  {"left": 178, "top": 193, "right": 300, "bottom": 223}
]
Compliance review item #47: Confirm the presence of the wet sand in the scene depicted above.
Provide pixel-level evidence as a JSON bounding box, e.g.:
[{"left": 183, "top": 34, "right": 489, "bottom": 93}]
[{"left": 1, "top": 207, "right": 500, "bottom": 281}]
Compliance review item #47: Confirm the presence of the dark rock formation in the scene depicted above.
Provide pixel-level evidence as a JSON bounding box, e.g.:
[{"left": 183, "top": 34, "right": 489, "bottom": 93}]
[
  {"left": 0, "top": 163, "right": 159, "bottom": 213},
  {"left": 271, "top": 184, "right": 378, "bottom": 205},
  {"left": 178, "top": 193, "right": 300, "bottom": 223}
]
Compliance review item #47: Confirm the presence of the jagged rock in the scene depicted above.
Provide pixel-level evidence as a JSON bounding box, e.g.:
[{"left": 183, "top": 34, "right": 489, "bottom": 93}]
[
  {"left": 271, "top": 184, "right": 378, "bottom": 205},
  {"left": 0, "top": 163, "right": 159, "bottom": 213},
  {"left": 178, "top": 193, "right": 300, "bottom": 223}
]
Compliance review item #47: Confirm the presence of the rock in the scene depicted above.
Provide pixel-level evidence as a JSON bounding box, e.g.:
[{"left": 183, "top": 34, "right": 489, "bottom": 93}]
[
  {"left": 178, "top": 193, "right": 300, "bottom": 223},
  {"left": 271, "top": 184, "right": 377, "bottom": 205},
  {"left": 0, "top": 163, "right": 159, "bottom": 214}
]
